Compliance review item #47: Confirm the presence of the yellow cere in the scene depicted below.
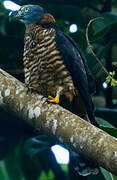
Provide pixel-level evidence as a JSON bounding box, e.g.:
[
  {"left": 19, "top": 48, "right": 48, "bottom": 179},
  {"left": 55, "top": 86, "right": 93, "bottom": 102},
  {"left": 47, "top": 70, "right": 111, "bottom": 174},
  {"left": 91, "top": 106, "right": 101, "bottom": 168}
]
[
  {"left": 18, "top": 7, "right": 25, "bottom": 15},
  {"left": 21, "top": 7, "right": 25, "bottom": 11}
]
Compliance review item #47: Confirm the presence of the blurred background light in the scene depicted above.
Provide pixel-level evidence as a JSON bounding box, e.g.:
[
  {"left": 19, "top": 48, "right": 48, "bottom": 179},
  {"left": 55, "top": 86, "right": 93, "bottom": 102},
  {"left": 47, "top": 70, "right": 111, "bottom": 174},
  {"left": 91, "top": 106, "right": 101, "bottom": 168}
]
[
  {"left": 102, "top": 82, "right": 108, "bottom": 89},
  {"left": 69, "top": 24, "right": 78, "bottom": 33},
  {"left": 3, "top": 0, "right": 21, "bottom": 11},
  {"left": 51, "top": 145, "right": 69, "bottom": 164}
]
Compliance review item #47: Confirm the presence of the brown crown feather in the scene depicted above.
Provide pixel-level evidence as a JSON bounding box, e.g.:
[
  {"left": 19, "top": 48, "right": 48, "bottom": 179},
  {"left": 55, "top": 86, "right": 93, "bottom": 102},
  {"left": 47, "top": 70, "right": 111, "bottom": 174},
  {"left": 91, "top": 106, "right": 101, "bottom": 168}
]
[{"left": 40, "top": 13, "right": 55, "bottom": 25}]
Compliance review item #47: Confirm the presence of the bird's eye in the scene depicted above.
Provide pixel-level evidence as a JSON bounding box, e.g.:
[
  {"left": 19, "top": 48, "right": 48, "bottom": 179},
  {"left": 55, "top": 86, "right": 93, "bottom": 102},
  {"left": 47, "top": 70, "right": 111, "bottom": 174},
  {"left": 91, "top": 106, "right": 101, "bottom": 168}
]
[{"left": 24, "top": 7, "right": 30, "bottom": 13}]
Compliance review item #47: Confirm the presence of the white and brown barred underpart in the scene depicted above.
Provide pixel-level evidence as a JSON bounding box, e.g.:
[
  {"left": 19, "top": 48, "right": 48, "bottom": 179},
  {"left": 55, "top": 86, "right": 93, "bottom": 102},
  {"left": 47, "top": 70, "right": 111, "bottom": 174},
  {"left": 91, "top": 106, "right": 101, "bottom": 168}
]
[{"left": 23, "top": 23, "right": 76, "bottom": 101}]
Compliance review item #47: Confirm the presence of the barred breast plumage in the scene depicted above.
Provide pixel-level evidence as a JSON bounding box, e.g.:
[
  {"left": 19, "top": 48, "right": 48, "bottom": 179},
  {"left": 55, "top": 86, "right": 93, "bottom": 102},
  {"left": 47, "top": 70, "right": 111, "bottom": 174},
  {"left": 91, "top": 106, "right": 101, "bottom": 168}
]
[{"left": 23, "top": 23, "right": 76, "bottom": 101}]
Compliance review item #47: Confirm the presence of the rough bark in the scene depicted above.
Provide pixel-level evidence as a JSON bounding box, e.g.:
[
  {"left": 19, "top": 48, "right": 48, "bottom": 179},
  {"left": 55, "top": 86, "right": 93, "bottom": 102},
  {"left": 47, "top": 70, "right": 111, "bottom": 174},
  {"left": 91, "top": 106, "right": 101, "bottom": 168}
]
[{"left": 0, "top": 68, "right": 117, "bottom": 175}]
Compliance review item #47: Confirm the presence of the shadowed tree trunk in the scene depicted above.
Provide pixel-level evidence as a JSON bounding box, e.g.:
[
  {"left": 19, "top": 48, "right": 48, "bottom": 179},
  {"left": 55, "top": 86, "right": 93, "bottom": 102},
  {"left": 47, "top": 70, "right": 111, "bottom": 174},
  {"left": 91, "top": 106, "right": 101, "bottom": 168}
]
[{"left": 0, "top": 68, "right": 117, "bottom": 175}]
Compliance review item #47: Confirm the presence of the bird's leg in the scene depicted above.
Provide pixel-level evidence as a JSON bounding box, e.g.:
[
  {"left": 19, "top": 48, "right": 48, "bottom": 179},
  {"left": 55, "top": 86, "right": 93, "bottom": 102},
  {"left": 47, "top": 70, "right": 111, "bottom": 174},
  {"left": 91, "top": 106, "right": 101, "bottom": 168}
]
[
  {"left": 26, "top": 84, "right": 38, "bottom": 92},
  {"left": 25, "top": 75, "right": 34, "bottom": 92},
  {"left": 25, "top": 75, "right": 38, "bottom": 92},
  {"left": 25, "top": 83, "right": 32, "bottom": 93},
  {"left": 48, "top": 87, "right": 63, "bottom": 104},
  {"left": 41, "top": 95, "right": 50, "bottom": 104},
  {"left": 28, "top": 84, "right": 33, "bottom": 90},
  {"left": 25, "top": 84, "right": 34, "bottom": 93},
  {"left": 48, "top": 94, "right": 60, "bottom": 104}
]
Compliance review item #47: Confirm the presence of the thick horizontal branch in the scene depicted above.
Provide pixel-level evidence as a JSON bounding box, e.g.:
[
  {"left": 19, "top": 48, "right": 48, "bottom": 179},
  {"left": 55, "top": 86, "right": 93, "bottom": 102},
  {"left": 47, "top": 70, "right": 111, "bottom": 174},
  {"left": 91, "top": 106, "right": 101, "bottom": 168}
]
[{"left": 0, "top": 68, "right": 117, "bottom": 175}]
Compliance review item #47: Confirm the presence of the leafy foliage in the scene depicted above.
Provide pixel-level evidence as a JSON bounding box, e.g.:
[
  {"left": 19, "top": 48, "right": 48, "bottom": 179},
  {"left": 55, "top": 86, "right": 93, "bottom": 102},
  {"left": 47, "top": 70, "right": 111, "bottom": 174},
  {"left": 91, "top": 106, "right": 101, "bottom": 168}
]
[
  {"left": 92, "top": 13, "right": 117, "bottom": 36},
  {"left": 100, "top": 168, "right": 117, "bottom": 180}
]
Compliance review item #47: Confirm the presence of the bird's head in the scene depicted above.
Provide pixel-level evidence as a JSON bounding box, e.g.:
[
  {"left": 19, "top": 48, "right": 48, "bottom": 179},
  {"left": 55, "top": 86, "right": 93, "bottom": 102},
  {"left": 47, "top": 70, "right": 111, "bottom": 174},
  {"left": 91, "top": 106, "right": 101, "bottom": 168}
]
[{"left": 9, "top": 4, "right": 55, "bottom": 26}]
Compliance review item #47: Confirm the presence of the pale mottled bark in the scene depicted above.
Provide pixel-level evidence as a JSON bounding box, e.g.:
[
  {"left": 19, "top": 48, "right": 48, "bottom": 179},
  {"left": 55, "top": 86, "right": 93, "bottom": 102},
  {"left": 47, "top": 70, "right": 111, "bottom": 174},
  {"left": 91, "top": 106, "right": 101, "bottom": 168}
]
[{"left": 0, "top": 68, "right": 117, "bottom": 175}]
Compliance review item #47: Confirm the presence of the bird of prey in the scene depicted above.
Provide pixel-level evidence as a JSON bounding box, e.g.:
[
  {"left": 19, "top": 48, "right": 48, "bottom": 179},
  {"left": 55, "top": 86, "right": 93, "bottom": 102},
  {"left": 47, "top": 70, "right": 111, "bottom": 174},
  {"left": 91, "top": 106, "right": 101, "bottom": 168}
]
[{"left": 9, "top": 5, "right": 99, "bottom": 176}]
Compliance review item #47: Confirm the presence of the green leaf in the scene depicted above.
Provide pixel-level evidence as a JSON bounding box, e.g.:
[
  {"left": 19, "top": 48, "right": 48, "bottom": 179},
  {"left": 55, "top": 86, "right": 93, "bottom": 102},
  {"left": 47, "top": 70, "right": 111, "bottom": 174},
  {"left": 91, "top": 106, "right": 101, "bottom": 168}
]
[
  {"left": 23, "top": 135, "right": 66, "bottom": 179},
  {"left": 24, "top": 135, "right": 56, "bottom": 157},
  {"left": 105, "top": 76, "right": 111, "bottom": 84},
  {"left": 4, "top": 147, "right": 24, "bottom": 180},
  {"left": 100, "top": 167, "right": 117, "bottom": 180},
  {"left": 47, "top": 170, "right": 55, "bottom": 180},
  {"left": 38, "top": 171, "right": 47, "bottom": 180},
  {"left": 96, "top": 117, "right": 117, "bottom": 137},
  {"left": 96, "top": 117, "right": 114, "bottom": 128},
  {"left": 106, "top": 76, "right": 111, "bottom": 80},
  {"left": 101, "top": 126, "right": 117, "bottom": 137},
  {"left": 0, "top": 161, "right": 9, "bottom": 180},
  {"left": 111, "top": 79, "right": 116, "bottom": 87},
  {"left": 96, "top": 108, "right": 117, "bottom": 128},
  {"left": 112, "top": 71, "right": 115, "bottom": 76},
  {"left": 0, "top": 15, "right": 7, "bottom": 36},
  {"left": 109, "top": 72, "right": 113, "bottom": 76},
  {"left": 92, "top": 12, "right": 117, "bottom": 35},
  {"left": 37, "top": 170, "right": 55, "bottom": 180}
]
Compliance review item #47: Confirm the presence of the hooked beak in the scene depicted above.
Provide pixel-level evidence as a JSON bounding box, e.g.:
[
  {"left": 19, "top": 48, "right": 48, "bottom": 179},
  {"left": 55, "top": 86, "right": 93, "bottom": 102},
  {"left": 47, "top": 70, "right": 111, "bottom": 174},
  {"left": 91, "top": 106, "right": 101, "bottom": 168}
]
[{"left": 9, "top": 10, "right": 22, "bottom": 21}]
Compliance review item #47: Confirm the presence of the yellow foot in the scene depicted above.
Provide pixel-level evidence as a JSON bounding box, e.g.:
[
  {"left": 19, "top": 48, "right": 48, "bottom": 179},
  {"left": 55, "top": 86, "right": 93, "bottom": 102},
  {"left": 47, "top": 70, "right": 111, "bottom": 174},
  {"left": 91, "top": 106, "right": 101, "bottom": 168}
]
[
  {"left": 28, "top": 84, "right": 33, "bottom": 90},
  {"left": 28, "top": 84, "right": 37, "bottom": 91},
  {"left": 48, "top": 94, "right": 60, "bottom": 104}
]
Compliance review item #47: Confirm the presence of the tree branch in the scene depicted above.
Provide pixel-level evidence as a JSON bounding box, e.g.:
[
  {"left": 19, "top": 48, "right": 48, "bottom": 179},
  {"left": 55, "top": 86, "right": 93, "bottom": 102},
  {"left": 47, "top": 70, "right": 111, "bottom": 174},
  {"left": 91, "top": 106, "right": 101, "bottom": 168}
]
[{"left": 0, "top": 68, "right": 117, "bottom": 175}]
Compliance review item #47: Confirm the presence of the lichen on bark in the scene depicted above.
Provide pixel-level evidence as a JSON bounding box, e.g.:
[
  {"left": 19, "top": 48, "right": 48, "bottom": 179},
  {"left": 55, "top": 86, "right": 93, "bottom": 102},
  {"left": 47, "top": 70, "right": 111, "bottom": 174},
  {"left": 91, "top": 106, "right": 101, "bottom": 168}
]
[{"left": 0, "top": 68, "right": 117, "bottom": 175}]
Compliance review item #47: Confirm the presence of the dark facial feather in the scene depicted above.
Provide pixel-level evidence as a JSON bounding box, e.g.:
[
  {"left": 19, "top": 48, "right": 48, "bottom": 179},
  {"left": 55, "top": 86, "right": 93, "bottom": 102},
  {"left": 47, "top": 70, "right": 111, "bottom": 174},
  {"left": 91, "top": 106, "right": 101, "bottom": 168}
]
[{"left": 9, "top": 5, "right": 46, "bottom": 25}]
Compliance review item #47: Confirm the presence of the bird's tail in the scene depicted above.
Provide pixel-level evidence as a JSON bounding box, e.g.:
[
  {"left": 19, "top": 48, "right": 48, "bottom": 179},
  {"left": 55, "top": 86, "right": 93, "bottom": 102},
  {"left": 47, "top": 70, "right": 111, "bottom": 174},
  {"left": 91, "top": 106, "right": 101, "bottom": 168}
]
[
  {"left": 77, "top": 88, "right": 99, "bottom": 127},
  {"left": 85, "top": 95, "right": 99, "bottom": 127},
  {"left": 70, "top": 151, "right": 99, "bottom": 176},
  {"left": 60, "top": 96, "right": 99, "bottom": 176}
]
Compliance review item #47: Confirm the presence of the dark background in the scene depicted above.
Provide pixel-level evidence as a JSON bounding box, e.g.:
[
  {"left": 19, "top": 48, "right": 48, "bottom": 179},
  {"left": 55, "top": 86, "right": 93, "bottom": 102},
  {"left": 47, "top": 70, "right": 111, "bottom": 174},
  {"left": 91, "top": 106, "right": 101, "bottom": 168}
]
[{"left": 0, "top": 0, "right": 117, "bottom": 179}]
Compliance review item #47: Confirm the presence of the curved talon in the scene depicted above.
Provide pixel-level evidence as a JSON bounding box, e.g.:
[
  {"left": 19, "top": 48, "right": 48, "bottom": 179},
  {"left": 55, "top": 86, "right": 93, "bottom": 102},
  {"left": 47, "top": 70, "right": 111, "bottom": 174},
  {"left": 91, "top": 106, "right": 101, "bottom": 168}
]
[
  {"left": 41, "top": 96, "right": 49, "bottom": 104},
  {"left": 28, "top": 84, "right": 37, "bottom": 91},
  {"left": 28, "top": 84, "right": 33, "bottom": 90},
  {"left": 48, "top": 94, "right": 60, "bottom": 104}
]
